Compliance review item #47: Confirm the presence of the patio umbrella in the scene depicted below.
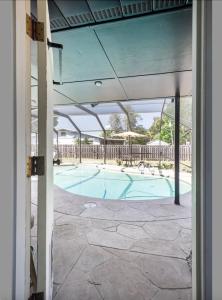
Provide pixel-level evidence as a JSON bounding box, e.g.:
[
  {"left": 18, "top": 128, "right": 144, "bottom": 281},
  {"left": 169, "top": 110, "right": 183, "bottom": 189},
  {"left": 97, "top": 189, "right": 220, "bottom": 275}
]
[
  {"left": 112, "top": 131, "right": 147, "bottom": 139},
  {"left": 112, "top": 131, "right": 147, "bottom": 165}
]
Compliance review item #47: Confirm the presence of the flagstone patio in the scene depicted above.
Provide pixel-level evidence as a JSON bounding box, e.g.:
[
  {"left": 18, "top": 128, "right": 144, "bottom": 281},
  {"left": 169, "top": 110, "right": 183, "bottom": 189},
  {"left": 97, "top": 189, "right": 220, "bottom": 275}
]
[{"left": 31, "top": 180, "right": 192, "bottom": 300}]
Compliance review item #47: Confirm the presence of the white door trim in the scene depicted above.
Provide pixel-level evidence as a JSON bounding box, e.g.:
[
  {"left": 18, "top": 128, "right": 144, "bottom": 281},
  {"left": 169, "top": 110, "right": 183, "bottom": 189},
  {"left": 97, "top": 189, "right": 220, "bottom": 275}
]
[
  {"left": 193, "top": 1, "right": 212, "bottom": 299},
  {"left": 37, "top": 1, "right": 54, "bottom": 298},
  {"left": 0, "top": 0, "right": 31, "bottom": 298}
]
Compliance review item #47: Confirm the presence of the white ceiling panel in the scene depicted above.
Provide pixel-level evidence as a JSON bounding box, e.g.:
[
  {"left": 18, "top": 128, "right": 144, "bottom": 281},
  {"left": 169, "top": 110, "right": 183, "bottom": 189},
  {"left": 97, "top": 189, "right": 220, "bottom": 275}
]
[
  {"left": 32, "top": 86, "right": 73, "bottom": 105},
  {"left": 52, "top": 89, "right": 74, "bottom": 105},
  {"left": 54, "top": 79, "right": 126, "bottom": 103},
  {"left": 52, "top": 27, "right": 115, "bottom": 82},
  {"left": 94, "top": 9, "right": 192, "bottom": 77},
  {"left": 54, "top": 105, "right": 85, "bottom": 116},
  {"left": 120, "top": 71, "right": 192, "bottom": 99}
]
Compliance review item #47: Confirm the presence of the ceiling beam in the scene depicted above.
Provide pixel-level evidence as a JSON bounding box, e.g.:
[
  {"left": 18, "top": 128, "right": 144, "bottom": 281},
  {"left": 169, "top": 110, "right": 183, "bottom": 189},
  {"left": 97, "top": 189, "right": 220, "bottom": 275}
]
[
  {"left": 54, "top": 110, "right": 81, "bottom": 134},
  {"left": 54, "top": 89, "right": 106, "bottom": 134},
  {"left": 75, "top": 103, "right": 106, "bottom": 133}
]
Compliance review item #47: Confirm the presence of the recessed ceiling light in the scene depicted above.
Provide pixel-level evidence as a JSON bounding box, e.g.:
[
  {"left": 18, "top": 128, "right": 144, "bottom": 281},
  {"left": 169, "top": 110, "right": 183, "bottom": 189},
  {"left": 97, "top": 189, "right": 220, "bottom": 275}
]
[{"left": 95, "top": 80, "right": 102, "bottom": 87}]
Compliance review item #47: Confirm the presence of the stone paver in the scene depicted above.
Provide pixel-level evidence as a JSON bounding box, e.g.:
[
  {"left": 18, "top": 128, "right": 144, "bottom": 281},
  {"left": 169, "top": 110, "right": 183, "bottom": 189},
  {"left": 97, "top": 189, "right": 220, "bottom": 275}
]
[
  {"left": 117, "top": 223, "right": 149, "bottom": 240},
  {"left": 143, "top": 220, "right": 181, "bottom": 241},
  {"left": 31, "top": 181, "right": 192, "bottom": 300},
  {"left": 152, "top": 289, "right": 192, "bottom": 300},
  {"left": 175, "top": 218, "right": 192, "bottom": 230},
  {"left": 74, "top": 245, "right": 112, "bottom": 274},
  {"left": 87, "top": 228, "right": 134, "bottom": 250},
  {"left": 54, "top": 269, "right": 103, "bottom": 300},
  {"left": 90, "top": 258, "right": 158, "bottom": 300},
  {"left": 135, "top": 254, "right": 191, "bottom": 289},
  {"left": 131, "top": 238, "right": 186, "bottom": 259},
  {"left": 53, "top": 239, "right": 85, "bottom": 284}
]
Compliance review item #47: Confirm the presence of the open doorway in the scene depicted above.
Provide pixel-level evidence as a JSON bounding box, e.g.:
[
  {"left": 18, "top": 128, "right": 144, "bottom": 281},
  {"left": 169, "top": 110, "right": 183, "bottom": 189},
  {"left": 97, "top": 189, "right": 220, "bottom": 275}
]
[
  {"left": 30, "top": 1, "right": 192, "bottom": 299},
  {"left": 50, "top": 98, "right": 192, "bottom": 300}
]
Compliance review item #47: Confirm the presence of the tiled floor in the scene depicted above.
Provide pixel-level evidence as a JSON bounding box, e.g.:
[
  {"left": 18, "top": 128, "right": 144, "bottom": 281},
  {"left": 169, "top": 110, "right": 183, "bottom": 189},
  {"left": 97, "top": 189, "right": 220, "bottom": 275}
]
[{"left": 31, "top": 180, "right": 192, "bottom": 300}]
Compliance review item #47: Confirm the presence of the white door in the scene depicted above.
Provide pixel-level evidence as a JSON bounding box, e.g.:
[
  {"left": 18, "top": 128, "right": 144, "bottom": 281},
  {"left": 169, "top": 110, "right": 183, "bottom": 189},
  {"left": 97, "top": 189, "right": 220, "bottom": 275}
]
[{"left": 37, "top": 1, "right": 54, "bottom": 299}]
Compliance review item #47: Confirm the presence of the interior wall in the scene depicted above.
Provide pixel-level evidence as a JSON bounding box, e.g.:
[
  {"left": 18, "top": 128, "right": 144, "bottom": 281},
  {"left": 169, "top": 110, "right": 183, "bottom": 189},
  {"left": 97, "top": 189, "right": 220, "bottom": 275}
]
[
  {"left": 16, "top": 0, "right": 32, "bottom": 298},
  {"left": 0, "top": 1, "right": 31, "bottom": 299},
  {"left": 0, "top": 1, "right": 16, "bottom": 298}
]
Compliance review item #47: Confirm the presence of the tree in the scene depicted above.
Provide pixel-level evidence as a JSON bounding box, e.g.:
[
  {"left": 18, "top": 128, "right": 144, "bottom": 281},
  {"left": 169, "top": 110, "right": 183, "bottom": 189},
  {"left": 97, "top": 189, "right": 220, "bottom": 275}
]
[
  {"left": 109, "top": 114, "right": 123, "bottom": 133},
  {"left": 163, "top": 98, "right": 192, "bottom": 130},
  {"left": 104, "top": 106, "right": 149, "bottom": 145},
  {"left": 107, "top": 106, "right": 142, "bottom": 133},
  {"left": 147, "top": 115, "right": 191, "bottom": 145},
  {"left": 132, "top": 125, "right": 151, "bottom": 144},
  {"left": 83, "top": 137, "right": 90, "bottom": 144},
  {"left": 123, "top": 105, "right": 142, "bottom": 131},
  {"left": 75, "top": 137, "right": 91, "bottom": 145}
]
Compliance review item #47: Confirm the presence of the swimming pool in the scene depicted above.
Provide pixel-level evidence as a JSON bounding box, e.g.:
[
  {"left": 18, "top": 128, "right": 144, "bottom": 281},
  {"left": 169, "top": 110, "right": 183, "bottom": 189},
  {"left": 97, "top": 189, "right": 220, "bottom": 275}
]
[{"left": 54, "top": 165, "right": 191, "bottom": 201}]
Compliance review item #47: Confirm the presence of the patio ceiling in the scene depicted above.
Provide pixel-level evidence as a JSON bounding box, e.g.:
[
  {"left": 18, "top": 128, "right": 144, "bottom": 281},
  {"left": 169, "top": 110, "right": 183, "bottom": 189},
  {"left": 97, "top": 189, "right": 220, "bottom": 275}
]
[
  {"left": 51, "top": 8, "right": 192, "bottom": 104},
  {"left": 31, "top": 3, "right": 192, "bottom": 103},
  {"left": 31, "top": 1, "right": 192, "bottom": 133},
  {"left": 32, "top": 0, "right": 192, "bottom": 32}
]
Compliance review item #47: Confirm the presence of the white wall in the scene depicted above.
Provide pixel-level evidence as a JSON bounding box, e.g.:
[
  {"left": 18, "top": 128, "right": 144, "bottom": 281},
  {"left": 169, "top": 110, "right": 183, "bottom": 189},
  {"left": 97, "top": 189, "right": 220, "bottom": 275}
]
[
  {"left": 0, "top": 1, "right": 30, "bottom": 299},
  {"left": 0, "top": 1, "right": 16, "bottom": 298}
]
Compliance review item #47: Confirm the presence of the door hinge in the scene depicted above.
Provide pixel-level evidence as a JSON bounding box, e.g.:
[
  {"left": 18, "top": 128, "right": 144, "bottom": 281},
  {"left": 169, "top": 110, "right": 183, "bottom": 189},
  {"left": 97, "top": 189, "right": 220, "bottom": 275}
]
[
  {"left": 26, "top": 156, "right": 45, "bottom": 177},
  {"left": 26, "top": 14, "right": 44, "bottom": 42}
]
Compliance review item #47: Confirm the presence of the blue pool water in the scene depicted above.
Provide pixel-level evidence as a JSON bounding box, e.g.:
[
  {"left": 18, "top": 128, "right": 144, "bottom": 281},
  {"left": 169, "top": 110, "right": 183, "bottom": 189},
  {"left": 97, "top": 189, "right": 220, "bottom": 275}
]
[{"left": 54, "top": 165, "right": 191, "bottom": 201}]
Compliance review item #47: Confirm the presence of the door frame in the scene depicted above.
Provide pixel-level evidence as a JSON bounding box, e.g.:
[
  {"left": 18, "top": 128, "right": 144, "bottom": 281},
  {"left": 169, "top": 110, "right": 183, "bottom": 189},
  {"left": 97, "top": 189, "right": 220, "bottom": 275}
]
[
  {"left": 36, "top": 0, "right": 54, "bottom": 298},
  {"left": 192, "top": 0, "right": 212, "bottom": 299},
  {"left": 0, "top": 0, "right": 218, "bottom": 298}
]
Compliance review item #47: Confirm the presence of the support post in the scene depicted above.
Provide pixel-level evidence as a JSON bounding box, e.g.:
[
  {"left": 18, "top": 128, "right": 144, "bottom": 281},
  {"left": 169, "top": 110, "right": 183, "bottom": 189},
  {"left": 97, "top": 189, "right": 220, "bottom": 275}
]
[
  {"left": 54, "top": 112, "right": 81, "bottom": 165},
  {"left": 130, "top": 136, "right": 133, "bottom": 166},
  {"left": 104, "top": 134, "right": 107, "bottom": 164},
  {"left": 56, "top": 132, "right": 59, "bottom": 158},
  {"left": 174, "top": 95, "right": 180, "bottom": 205},
  {"left": 79, "top": 133, "right": 82, "bottom": 163}
]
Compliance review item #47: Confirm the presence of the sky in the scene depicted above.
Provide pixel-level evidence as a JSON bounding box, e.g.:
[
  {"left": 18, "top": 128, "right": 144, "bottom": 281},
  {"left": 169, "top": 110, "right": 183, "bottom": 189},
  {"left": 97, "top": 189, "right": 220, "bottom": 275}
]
[{"left": 55, "top": 112, "right": 161, "bottom": 138}]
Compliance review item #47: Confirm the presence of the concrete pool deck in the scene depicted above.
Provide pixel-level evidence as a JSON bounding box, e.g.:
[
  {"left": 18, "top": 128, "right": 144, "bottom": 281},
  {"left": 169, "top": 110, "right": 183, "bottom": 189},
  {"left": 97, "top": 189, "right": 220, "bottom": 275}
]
[{"left": 31, "top": 179, "right": 192, "bottom": 300}]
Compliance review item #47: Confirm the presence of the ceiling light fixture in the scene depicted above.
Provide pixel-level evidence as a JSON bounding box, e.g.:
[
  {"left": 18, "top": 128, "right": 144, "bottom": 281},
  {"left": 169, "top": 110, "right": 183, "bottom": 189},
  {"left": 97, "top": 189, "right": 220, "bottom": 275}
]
[{"left": 95, "top": 80, "right": 102, "bottom": 87}]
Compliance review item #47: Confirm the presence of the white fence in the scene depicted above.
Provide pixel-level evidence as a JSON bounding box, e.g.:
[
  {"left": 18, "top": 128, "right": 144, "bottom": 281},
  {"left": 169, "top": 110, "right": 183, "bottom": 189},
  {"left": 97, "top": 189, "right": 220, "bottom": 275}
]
[{"left": 45, "top": 144, "right": 192, "bottom": 161}]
